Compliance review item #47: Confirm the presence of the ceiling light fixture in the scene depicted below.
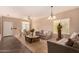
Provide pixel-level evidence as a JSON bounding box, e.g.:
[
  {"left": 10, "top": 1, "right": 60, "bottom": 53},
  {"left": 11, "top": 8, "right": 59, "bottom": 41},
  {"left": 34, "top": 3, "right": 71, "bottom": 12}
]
[{"left": 48, "top": 6, "right": 56, "bottom": 20}]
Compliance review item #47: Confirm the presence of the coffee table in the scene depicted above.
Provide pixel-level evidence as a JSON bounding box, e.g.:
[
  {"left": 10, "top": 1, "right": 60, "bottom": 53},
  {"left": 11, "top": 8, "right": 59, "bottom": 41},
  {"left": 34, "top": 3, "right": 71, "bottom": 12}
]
[{"left": 25, "top": 35, "right": 40, "bottom": 43}]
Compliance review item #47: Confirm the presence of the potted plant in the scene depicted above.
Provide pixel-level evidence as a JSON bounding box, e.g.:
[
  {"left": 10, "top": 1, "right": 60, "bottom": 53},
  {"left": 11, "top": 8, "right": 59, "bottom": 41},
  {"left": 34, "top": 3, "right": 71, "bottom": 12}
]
[{"left": 30, "top": 29, "right": 35, "bottom": 36}]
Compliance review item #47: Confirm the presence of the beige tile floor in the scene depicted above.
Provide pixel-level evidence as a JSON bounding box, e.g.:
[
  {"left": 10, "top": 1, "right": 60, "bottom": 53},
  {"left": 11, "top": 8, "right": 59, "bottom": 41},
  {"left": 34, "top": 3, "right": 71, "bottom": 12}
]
[{"left": 15, "top": 35, "right": 48, "bottom": 53}]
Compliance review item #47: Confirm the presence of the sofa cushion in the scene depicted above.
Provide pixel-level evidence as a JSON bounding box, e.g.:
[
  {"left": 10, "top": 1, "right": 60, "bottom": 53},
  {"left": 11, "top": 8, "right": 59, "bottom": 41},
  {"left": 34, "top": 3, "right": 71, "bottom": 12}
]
[
  {"left": 57, "top": 38, "right": 68, "bottom": 45},
  {"left": 76, "top": 34, "right": 79, "bottom": 41}
]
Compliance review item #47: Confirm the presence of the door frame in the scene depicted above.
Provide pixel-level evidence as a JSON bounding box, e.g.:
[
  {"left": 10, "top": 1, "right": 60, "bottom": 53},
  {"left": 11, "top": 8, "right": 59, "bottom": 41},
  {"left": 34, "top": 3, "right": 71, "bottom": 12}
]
[{"left": 3, "top": 21, "right": 13, "bottom": 37}]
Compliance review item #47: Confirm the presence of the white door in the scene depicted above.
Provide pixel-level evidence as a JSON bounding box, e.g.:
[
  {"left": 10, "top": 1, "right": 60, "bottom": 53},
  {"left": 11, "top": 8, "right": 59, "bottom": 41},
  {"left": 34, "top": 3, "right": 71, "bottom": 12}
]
[{"left": 3, "top": 21, "right": 13, "bottom": 36}]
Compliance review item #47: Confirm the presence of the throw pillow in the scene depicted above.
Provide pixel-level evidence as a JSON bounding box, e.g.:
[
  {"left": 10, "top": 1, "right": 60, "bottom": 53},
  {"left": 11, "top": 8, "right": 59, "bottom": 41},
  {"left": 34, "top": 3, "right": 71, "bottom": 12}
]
[
  {"left": 70, "top": 32, "right": 78, "bottom": 41},
  {"left": 66, "top": 38, "right": 74, "bottom": 46},
  {"left": 76, "top": 34, "right": 79, "bottom": 41},
  {"left": 70, "top": 32, "right": 77, "bottom": 39}
]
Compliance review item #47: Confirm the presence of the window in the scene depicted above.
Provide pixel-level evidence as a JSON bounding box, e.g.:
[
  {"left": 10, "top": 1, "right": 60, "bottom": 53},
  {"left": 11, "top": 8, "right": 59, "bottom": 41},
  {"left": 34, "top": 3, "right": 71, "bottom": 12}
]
[
  {"left": 53, "top": 18, "right": 70, "bottom": 34},
  {"left": 22, "top": 22, "right": 30, "bottom": 32}
]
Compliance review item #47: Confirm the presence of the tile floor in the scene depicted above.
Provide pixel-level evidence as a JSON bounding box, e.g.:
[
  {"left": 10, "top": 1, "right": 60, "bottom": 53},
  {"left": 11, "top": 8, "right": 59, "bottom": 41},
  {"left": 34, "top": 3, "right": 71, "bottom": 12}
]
[{"left": 0, "top": 36, "right": 32, "bottom": 53}]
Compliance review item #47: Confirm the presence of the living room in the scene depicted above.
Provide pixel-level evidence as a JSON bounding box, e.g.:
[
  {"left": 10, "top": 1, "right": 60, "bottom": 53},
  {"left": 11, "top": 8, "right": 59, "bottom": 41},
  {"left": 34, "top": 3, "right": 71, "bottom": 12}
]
[{"left": 0, "top": 6, "right": 79, "bottom": 53}]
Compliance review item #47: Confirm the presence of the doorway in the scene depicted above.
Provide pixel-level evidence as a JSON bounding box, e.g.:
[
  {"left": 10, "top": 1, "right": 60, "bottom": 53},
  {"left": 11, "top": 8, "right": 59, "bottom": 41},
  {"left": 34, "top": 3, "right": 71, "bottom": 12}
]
[{"left": 3, "top": 21, "right": 13, "bottom": 36}]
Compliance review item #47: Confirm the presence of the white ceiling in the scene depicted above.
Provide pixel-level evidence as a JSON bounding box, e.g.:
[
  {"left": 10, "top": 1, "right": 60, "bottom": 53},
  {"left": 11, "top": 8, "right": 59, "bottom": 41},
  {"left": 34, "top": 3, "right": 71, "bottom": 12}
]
[{"left": 0, "top": 6, "right": 78, "bottom": 18}]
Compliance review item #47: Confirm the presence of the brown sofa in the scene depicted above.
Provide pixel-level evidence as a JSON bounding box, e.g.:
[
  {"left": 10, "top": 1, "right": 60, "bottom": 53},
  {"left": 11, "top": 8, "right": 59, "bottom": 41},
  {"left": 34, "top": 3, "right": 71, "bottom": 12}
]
[{"left": 47, "top": 41, "right": 79, "bottom": 53}]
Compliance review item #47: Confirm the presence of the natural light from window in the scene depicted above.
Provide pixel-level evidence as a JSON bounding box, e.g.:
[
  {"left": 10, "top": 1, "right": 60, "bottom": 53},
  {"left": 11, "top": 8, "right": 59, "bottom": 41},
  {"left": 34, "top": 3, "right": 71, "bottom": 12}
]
[
  {"left": 22, "top": 22, "right": 30, "bottom": 32},
  {"left": 53, "top": 18, "right": 70, "bottom": 34}
]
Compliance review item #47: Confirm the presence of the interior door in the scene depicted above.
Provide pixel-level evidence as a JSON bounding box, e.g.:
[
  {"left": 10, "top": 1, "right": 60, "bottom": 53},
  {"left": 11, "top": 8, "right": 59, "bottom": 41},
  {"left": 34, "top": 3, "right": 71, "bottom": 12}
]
[{"left": 3, "top": 21, "right": 13, "bottom": 36}]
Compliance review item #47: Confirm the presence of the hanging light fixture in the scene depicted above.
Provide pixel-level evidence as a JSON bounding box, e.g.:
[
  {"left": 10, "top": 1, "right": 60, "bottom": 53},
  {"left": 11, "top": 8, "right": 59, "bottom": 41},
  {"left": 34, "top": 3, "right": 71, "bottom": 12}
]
[{"left": 48, "top": 6, "right": 56, "bottom": 20}]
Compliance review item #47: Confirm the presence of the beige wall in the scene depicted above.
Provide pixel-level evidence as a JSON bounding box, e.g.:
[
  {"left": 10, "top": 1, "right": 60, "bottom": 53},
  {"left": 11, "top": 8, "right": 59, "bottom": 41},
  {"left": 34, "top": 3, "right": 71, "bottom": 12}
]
[
  {"left": 32, "top": 8, "right": 79, "bottom": 35},
  {"left": 32, "top": 17, "right": 53, "bottom": 31},
  {"left": 0, "top": 16, "right": 30, "bottom": 36},
  {"left": 55, "top": 8, "right": 79, "bottom": 34},
  {"left": 0, "top": 8, "right": 79, "bottom": 36}
]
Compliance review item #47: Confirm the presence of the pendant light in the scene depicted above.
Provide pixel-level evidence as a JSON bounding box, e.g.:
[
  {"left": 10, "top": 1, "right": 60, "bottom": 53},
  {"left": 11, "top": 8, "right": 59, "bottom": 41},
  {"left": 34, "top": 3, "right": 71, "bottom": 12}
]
[{"left": 48, "top": 6, "right": 56, "bottom": 20}]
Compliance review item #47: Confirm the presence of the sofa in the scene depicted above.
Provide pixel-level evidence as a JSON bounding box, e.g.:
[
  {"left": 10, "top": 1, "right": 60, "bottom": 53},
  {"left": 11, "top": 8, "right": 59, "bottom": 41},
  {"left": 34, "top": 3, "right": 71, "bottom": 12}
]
[
  {"left": 35, "top": 30, "right": 53, "bottom": 40},
  {"left": 47, "top": 41, "right": 79, "bottom": 53}
]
